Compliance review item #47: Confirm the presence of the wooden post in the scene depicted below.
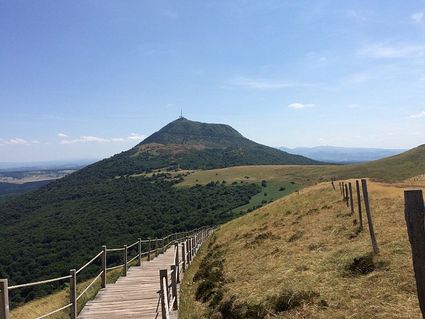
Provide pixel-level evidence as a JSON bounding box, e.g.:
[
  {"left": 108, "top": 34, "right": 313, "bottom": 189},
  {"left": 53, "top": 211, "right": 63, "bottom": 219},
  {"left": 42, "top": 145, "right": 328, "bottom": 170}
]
[
  {"left": 339, "top": 182, "right": 342, "bottom": 197},
  {"left": 188, "top": 238, "right": 192, "bottom": 263},
  {"left": 0, "top": 279, "right": 10, "bottom": 319},
  {"left": 356, "top": 180, "right": 363, "bottom": 229},
  {"left": 70, "top": 269, "right": 77, "bottom": 319},
  {"left": 175, "top": 243, "right": 180, "bottom": 283},
  {"left": 148, "top": 239, "right": 152, "bottom": 261},
  {"left": 101, "top": 245, "right": 107, "bottom": 289},
  {"left": 170, "top": 265, "right": 178, "bottom": 310},
  {"left": 361, "top": 179, "right": 379, "bottom": 254},
  {"left": 159, "top": 269, "right": 168, "bottom": 319},
  {"left": 344, "top": 184, "right": 349, "bottom": 207},
  {"left": 123, "top": 245, "right": 128, "bottom": 276},
  {"left": 138, "top": 238, "right": 142, "bottom": 266},
  {"left": 155, "top": 239, "right": 159, "bottom": 257},
  {"left": 404, "top": 189, "right": 425, "bottom": 318},
  {"left": 331, "top": 179, "right": 336, "bottom": 191},
  {"left": 349, "top": 182, "right": 354, "bottom": 215},
  {"left": 182, "top": 242, "right": 186, "bottom": 272}
]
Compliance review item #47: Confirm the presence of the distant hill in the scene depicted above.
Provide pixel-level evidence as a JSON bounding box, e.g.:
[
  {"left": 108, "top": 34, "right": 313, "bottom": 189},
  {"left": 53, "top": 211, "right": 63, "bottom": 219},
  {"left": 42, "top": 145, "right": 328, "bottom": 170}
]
[
  {"left": 0, "top": 159, "right": 97, "bottom": 171},
  {"left": 0, "top": 181, "right": 52, "bottom": 198},
  {"left": 280, "top": 146, "right": 405, "bottom": 163},
  {"left": 336, "top": 143, "right": 425, "bottom": 181},
  {"left": 74, "top": 118, "right": 319, "bottom": 180},
  {"left": 131, "top": 117, "right": 320, "bottom": 170}
]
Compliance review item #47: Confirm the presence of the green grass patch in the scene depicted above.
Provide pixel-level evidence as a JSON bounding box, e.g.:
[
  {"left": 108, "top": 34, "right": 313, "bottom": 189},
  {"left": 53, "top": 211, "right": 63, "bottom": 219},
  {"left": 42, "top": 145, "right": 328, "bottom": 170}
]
[{"left": 230, "top": 181, "right": 298, "bottom": 216}]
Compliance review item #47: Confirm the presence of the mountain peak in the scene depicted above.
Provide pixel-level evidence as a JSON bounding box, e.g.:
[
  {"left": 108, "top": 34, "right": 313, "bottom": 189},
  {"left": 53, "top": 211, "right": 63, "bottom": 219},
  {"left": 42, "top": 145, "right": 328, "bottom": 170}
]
[{"left": 140, "top": 118, "right": 244, "bottom": 148}]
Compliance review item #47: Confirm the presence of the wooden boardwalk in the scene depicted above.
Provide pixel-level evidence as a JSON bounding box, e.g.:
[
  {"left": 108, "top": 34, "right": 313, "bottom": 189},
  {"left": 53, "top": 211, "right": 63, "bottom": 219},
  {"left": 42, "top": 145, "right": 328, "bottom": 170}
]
[{"left": 78, "top": 248, "right": 176, "bottom": 319}]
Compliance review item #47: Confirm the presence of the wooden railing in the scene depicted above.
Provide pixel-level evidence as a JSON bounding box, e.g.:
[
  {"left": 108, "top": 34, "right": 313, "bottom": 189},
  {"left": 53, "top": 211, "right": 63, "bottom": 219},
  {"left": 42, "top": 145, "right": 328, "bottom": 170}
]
[
  {"left": 158, "top": 227, "right": 214, "bottom": 319},
  {"left": 0, "top": 226, "right": 212, "bottom": 319}
]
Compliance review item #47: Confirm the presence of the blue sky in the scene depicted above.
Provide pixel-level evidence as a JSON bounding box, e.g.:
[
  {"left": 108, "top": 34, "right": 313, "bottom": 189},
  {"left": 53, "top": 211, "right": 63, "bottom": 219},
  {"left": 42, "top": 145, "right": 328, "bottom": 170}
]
[{"left": 1, "top": 0, "right": 425, "bottom": 162}]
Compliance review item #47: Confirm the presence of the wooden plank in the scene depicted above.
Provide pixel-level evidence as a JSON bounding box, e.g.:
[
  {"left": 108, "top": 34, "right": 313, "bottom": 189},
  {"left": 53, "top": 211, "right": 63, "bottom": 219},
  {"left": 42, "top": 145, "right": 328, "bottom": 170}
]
[{"left": 78, "top": 247, "right": 176, "bottom": 319}]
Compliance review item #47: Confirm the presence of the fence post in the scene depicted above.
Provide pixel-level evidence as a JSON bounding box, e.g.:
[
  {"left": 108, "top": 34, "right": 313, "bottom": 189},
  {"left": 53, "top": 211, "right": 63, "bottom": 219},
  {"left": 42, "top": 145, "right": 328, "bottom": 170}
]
[
  {"left": 356, "top": 180, "right": 363, "bottom": 229},
  {"left": 404, "top": 189, "right": 425, "bottom": 318},
  {"left": 361, "top": 179, "right": 379, "bottom": 254},
  {"left": 155, "top": 239, "right": 159, "bottom": 257},
  {"left": 349, "top": 182, "right": 354, "bottom": 215},
  {"left": 182, "top": 242, "right": 186, "bottom": 273},
  {"left": 331, "top": 178, "right": 336, "bottom": 191},
  {"left": 188, "top": 238, "right": 192, "bottom": 264},
  {"left": 175, "top": 243, "right": 180, "bottom": 283},
  {"left": 138, "top": 238, "right": 142, "bottom": 266},
  {"left": 341, "top": 182, "right": 345, "bottom": 199},
  {"left": 123, "top": 245, "right": 128, "bottom": 276},
  {"left": 148, "top": 239, "right": 152, "bottom": 261},
  {"left": 0, "top": 279, "right": 10, "bottom": 319},
  {"left": 344, "top": 184, "right": 349, "bottom": 207},
  {"left": 101, "top": 245, "right": 107, "bottom": 289},
  {"left": 70, "top": 269, "right": 77, "bottom": 319},
  {"left": 159, "top": 269, "right": 169, "bottom": 319},
  {"left": 171, "top": 265, "right": 178, "bottom": 310}
]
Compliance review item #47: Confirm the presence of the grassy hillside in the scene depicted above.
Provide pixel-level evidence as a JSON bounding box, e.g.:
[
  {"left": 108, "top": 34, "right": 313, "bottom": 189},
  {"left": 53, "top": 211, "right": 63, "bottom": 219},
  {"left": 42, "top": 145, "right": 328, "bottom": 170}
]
[
  {"left": 336, "top": 144, "right": 425, "bottom": 181},
  {"left": 180, "top": 180, "right": 423, "bottom": 318},
  {"left": 178, "top": 144, "right": 425, "bottom": 187}
]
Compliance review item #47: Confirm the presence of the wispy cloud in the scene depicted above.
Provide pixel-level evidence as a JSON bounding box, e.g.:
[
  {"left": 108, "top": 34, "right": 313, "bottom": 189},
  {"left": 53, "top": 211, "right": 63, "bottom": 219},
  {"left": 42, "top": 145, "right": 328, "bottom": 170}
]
[
  {"left": 60, "top": 136, "right": 110, "bottom": 144},
  {"left": 127, "top": 133, "right": 146, "bottom": 141},
  {"left": 58, "top": 133, "right": 68, "bottom": 138},
  {"left": 60, "top": 133, "right": 146, "bottom": 144},
  {"left": 411, "top": 11, "right": 424, "bottom": 24},
  {"left": 358, "top": 43, "right": 425, "bottom": 59},
  {"left": 229, "top": 77, "right": 316, "bottom": 90},
  {"left": 409, "top": 111, "right": 425, "bottom": 119},
  {"left": 288, "top": 103, "right": 315, "bottom": 109},
  {"left": 4, "top": 138, "right": 30, "bottom": 145}
]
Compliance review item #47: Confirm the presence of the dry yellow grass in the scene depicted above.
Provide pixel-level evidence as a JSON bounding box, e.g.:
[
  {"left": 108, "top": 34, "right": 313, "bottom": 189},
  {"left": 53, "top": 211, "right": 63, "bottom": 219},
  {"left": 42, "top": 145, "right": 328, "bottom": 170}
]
[
  {"left": 181, "top": 180, "right": 424, "bottom": 318},
  {"left": 10, "top": 266, "right": 124, "bottom": 319}
]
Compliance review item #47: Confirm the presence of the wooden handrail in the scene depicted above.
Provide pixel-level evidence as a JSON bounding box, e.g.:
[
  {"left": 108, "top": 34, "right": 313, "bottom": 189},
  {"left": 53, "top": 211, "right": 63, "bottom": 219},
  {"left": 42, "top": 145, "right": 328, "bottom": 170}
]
[
  {"left": 76, "top": 271, "right": 104, "bottom": 301},
  {"left": 1, "top": 226, "right": 214, "bottom": 319},
  {"left": 158, "top": 227, "right": 215, "bottom": 318},
  {"left": 8, "top": 275, "right": 72, "bottom": 290},
  {"left": 34, "top": 303, "right": 71, "bottom": 319},
  {"left": 76, "top": 250, "right": 103, "bottom": 275}
]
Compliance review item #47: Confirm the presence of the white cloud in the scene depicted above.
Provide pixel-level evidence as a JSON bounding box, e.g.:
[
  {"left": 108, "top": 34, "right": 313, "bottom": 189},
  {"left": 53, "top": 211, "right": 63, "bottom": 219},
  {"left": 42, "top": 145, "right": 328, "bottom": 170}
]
[
  {"left": 59, "top": 133, "right": 146, "bottom": 144},
  {"left": 288, "top": 103, "right": 315, "bottom": 109},
  {"left": 411, "top": 11, "right": 424, "bottom": 24},
  {"left": 409, "top": 111, "right": 425, "bottom": 119},
  {"left": 358, "top": 43, "right": 425, "bottom": 59},
  {"left": 5, "top": 138, "right": 30, "bottom": 145},
  {"left": 127, "top": 133, "right": 146, "bottom": 141},
  {"left": 58, "top": 133, "right": 68, "bottom": 138},
  {"left": 32, "top": 140, "right": 41, "bottom": 144},
  {"left": 229, "top": 77, "right": 315, "bottom": 90},
  {"left": 61, "top": 136, "right": 110, "bottom": 144}
]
